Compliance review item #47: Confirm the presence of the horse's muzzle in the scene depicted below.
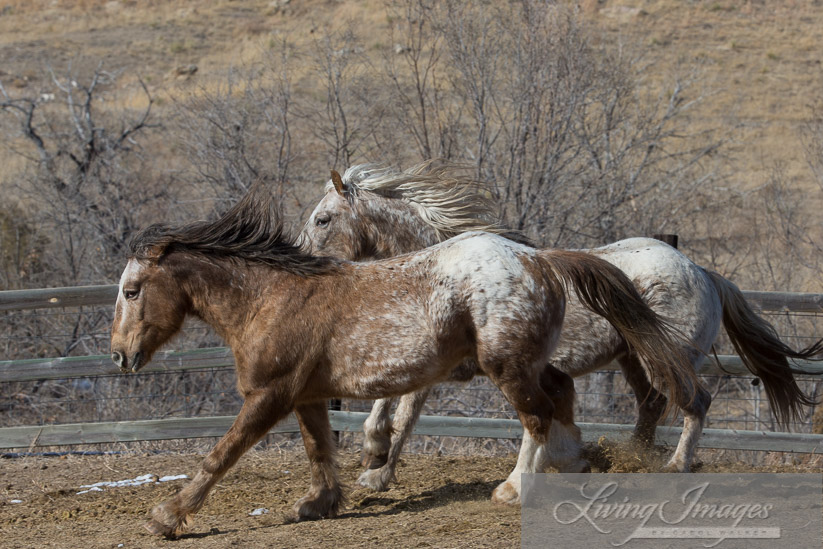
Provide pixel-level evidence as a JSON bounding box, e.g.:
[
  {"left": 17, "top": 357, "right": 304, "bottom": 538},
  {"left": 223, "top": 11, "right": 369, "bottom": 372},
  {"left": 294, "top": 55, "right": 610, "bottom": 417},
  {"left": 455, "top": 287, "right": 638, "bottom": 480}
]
[{"left": 112, "top": 350, "right": 144, "bottom": 374}]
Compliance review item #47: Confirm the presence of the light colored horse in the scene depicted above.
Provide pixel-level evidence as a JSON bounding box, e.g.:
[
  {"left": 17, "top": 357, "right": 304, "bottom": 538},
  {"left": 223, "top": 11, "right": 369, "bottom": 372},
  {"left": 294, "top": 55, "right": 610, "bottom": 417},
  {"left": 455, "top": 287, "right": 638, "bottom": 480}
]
[
  {"left": 110, "top": 191, "right": 694, "bottom": 537},
  {"left": 303, "top": 162, "right": 822, "bottom": 497}
]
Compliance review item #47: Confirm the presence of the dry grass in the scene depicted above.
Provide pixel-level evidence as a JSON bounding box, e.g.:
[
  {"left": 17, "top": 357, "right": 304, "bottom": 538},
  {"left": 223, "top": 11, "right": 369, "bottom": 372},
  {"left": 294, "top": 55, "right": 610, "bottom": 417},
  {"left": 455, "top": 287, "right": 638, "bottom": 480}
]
[
  {"left": 589, "top": 0, "right": 823, "bottom": 195},
  {"left": 0, "top": 0, "right": 820, "bottom": 192},
  {"left": 1, "top": 0, "right": 822, "bottom": 293}
]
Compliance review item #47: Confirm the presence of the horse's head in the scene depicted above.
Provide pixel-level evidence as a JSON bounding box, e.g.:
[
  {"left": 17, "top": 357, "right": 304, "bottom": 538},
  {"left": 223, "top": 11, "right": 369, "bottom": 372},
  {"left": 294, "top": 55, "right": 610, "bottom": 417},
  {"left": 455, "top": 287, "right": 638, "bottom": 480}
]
[
  {"left": 303, "top": 170, "right": 368, "bottom": 261},
  {"left": 305, "top": 167, "right": 448, "bottom": 261},
  {"left": 110, "top": 254, "right": 189, "bottom": 373}
]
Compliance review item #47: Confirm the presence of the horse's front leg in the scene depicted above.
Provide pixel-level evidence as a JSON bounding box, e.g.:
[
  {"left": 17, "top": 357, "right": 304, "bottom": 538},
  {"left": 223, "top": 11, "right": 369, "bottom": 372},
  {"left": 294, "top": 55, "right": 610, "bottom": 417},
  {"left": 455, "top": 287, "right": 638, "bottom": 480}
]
[
  {"left": 146, "top": 387, "right": 289, "bottom": 538},
  {"left": 360, "top": 396, "right": 397, "bottom": 469},
  {"left": 293, "top": 401, "right": 344, "bottom": 520},
  {"left": 358, "top": 387, "right": 431, "bottom": 491}
]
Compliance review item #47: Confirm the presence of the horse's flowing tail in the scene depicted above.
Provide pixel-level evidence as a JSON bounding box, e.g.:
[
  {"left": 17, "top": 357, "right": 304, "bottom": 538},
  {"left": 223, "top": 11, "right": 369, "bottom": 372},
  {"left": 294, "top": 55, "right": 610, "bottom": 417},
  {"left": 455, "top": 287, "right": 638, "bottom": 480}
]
[
  {"left": 705, "top": 270, "right": 823, "bottom": 425},
  {"left": 539, "top": 249, "right": 700, "bottom": 417}
]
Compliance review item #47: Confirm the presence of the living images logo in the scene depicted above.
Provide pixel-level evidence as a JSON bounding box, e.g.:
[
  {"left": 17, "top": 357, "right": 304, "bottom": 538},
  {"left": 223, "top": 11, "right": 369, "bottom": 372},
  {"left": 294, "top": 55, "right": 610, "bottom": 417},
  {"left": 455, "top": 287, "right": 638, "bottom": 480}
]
[{"left": 521, "top": 474, "right": 821, "bottom": 549}]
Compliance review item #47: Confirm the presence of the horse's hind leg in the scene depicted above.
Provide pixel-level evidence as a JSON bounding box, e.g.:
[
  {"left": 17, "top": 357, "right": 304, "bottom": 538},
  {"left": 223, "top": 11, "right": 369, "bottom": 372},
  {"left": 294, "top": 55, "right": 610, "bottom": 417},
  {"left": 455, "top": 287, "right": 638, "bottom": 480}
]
[
  {"left": 293, "top": 401, "right": 344, "bottom": 521},
  {"left": 619, "top": 354, "right": 667, "bottom": 445},
  {"left": 663, "top": 382, "right": 711, "bottom": 473},
  {"left": 146, "top": 387, "right": 290, "bottom": 538},
  {"left": 358, "top": 388, "right": 431, "bottom": 491},
  {"left": 491, "top": 430, "right": 549, "bottom": 504},
  {"left": 487, "top": 364, "right": 562, "bottom": 505},
  {"left": 360, "top": 397, "right": 397, "bottom": 469},
  {"left": 539, "top": 364, "right": 588, "bottom": 473}
]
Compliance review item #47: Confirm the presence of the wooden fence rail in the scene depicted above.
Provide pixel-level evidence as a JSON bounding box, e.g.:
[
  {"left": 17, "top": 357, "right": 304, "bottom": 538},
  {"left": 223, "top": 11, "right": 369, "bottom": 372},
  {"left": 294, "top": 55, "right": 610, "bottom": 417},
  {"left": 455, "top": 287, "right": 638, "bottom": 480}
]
[
  {"left": 2, "top": 348, "right": 822, "bottom": 383},
  {"left": 3, "top": 412, "right": 823, "bottom": 454},
  {"left": 1, "top": 285, "right": 822, "bottom": 453},
  {"left": 1, "top": 285, "right": 822, "bottom": 313},
  {"left": 0, "top": 285, "right": 118, "bottom": 311}
]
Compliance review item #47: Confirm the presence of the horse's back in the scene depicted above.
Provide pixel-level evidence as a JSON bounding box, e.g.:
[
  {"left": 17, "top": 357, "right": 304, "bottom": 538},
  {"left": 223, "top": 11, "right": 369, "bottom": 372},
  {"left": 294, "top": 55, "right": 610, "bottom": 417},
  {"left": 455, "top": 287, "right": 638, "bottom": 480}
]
[
  {"left": 589, "top": 237, "right": 722, "bottom": 353},
  {"left": 425, "top": 232, "right": 566, "bottom": 358}
]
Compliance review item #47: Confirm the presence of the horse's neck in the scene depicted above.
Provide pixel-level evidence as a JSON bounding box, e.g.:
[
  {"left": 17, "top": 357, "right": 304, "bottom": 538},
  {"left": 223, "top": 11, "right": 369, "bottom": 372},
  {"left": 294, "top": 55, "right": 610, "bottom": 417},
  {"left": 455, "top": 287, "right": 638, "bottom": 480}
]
[
  {"left": 170, "top": 256, "right": 284, "bottom": 345},
  {"left": 362, "top": 198, "right": 441, "bottom": 256}
]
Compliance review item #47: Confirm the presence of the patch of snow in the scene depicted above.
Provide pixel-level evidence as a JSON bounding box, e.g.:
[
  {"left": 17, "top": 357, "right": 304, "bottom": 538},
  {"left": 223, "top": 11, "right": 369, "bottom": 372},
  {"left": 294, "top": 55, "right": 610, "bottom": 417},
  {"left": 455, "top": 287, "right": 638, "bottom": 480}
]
[
  {"left": 76, "top": 473, "right": 187, "bottom": 494},
  {"left": 158, "top": 474, "right": 188, "bottom": 483},
  {"left": 249, "top": 508, "right": 269, "bottom": 516},
  {"left": 78, "top": 473, "right": 156, "bottom": 493}
]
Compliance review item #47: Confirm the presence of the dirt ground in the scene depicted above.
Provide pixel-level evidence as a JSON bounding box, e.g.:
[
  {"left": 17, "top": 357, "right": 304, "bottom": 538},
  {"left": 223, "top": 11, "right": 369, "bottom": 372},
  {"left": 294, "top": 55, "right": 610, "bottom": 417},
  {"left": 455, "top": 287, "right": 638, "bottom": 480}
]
[
  {"left": 2, "top": 445, "right": 821, "bottom": 549},
  {"left": 0, "top": 449, "right": 522, "bottom": 549}
]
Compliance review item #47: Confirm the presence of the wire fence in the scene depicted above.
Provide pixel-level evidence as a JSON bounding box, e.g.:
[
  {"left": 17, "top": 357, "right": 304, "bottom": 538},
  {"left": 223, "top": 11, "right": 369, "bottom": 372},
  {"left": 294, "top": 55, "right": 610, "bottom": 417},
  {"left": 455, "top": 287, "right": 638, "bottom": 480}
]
[{"left": 1, "top": 299, "right": 822, "bottom": 462}]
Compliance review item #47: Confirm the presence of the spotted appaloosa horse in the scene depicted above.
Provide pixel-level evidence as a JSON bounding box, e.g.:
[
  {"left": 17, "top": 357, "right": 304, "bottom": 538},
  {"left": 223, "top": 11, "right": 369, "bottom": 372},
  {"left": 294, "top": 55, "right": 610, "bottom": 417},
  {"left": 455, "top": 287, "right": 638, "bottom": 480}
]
[
  {"left": 110, "top": 191, "right": 696, "bottom": 537},
  {"left": 303, "top": 162, "right": 823, "bottom": 495}
]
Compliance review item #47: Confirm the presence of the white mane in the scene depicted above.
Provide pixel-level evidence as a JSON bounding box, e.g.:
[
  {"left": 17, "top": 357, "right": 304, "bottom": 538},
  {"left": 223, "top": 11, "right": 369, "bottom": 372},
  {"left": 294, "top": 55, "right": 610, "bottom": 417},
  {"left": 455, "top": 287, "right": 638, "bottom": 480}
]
[{"left": 326, "top": 161, "right": 510, "bottom": 242}]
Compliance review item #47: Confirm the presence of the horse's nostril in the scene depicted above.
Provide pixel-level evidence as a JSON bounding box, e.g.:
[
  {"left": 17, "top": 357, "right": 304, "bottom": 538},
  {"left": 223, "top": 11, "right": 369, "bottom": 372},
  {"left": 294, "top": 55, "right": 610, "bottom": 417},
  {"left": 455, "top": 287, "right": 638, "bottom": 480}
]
[{"left": 111, "top": 351, "right": 123, "bottom": 366}]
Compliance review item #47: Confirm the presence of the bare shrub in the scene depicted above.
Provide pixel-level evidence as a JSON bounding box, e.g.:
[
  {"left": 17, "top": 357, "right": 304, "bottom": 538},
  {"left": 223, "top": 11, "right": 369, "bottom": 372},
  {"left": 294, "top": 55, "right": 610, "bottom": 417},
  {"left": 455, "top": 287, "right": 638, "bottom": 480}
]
[
  {"left": 0, "top": 204, "right": 44, "bottom": 291},
  {"left": 0, "top": 65, "right": 169, "bottom": 286},
  {"left": 373, "top": 0, "right": 728, "bottom": 249},
  {"left": 300, "top": 26, "right": 386, "bottom": 170},
  {"left": 173, "top": 46, "right": 296, "bottom": 210},
  {"left": 379, "top": 0, "right": 461, "bottom": 164},
  {"left": 0, "top": 65, "right": 176, "bottom": 363}
]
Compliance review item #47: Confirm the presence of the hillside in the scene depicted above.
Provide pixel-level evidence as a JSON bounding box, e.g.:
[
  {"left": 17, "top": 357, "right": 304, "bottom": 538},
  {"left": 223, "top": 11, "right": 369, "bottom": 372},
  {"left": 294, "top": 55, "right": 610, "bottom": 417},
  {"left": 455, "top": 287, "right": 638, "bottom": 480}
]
[
  {"left": 1, "top": 1, "right": 820, "bottom": 182},
  {"left": 0, "top": 0, "right": 821, "bottom": 290}
]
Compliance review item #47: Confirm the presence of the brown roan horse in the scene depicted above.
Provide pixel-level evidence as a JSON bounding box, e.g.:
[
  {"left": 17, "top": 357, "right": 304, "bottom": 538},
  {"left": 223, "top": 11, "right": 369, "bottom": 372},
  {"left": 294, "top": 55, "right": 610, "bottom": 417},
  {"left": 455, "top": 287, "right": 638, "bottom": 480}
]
[{"left": 111, "top": 191, "right": 697, "bottom": 537}]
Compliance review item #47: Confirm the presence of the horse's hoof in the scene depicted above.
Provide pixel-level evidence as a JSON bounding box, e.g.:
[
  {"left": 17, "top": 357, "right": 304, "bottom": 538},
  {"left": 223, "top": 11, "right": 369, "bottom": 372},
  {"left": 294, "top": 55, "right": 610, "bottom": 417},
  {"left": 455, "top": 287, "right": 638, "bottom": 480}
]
[
  {"left": 630, "top": 433, "right": 657, "bottom": 448},
  {"left": 293, "top": 487, "right": 342, "bottom": 521},
  {"left": 357, "top": 467, "right": 392, "bottom": 491},
  {"left": 661, "top": 462, "right": 688, "bottom": 473},
  {"left": 146, "top": 500, "right": 190, "bottom": 538},
  {"left": 144, "top": 518, "right": 178, "bottom": 539},
  {"left": 491, "top": 481, "right": 520, "bottom": 505},
  {"left": 550, "top": 458, "right": 590, "bottom": 473},
  {"left": 568, "top": 459, "right": 591, "bottom": 473}
]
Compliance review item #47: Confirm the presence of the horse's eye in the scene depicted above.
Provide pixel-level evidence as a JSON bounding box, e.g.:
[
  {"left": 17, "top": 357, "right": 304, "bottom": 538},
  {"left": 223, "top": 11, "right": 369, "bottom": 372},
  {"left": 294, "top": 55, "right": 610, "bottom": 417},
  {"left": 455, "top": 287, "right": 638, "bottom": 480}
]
[
  {"left": 123, "top": 288, "right": 140, "bottom": 300},
  {"left": 315, "top": 214, "right": 331, "bottom": 228}
]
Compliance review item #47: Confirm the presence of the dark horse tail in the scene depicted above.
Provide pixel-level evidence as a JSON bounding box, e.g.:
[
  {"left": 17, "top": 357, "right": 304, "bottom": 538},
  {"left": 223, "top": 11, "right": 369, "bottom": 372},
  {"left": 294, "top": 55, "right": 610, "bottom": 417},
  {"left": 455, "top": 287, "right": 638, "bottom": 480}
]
[
  {"left": 705, "top": 270, "right": 823, "bottom": 425},
  {"left": 538, "top": 249, "right": 700, "bottom": 417}
]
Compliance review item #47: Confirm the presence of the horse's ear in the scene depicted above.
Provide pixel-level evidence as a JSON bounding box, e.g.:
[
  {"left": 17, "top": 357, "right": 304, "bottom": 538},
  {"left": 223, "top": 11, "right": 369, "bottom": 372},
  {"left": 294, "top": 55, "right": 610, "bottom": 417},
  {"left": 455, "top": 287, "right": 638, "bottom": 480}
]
[
  {"left": 330, "top": 169, "right": 346, "bottom": 197},
  {"left": 145, "top": 243, "right": 170, "bottom": 262}
]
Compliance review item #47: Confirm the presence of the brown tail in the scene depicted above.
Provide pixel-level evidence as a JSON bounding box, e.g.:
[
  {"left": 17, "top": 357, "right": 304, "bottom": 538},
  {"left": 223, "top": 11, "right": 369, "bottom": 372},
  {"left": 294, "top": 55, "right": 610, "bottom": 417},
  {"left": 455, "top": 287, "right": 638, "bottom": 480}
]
[
  {"left": 705, "top": 270, "right": 823, "bottom": 425},
  {"left": 539, "top": 249, "right": 700, "bottom": 417}
]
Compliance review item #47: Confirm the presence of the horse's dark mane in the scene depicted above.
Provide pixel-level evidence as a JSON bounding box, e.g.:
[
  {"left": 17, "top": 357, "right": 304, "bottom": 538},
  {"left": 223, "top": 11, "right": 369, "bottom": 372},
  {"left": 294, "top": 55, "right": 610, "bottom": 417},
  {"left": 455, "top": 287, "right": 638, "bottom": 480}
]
[{"left": 129, "top": 191, "right": 338, "bottom": 276}]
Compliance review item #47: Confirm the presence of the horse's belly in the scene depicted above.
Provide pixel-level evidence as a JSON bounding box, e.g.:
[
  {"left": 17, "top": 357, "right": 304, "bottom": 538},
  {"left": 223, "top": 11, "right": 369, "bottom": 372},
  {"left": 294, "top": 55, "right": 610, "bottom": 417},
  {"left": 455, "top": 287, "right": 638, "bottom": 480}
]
[{"left": 328, "top": 329, "right": 473, "bottom": 400}]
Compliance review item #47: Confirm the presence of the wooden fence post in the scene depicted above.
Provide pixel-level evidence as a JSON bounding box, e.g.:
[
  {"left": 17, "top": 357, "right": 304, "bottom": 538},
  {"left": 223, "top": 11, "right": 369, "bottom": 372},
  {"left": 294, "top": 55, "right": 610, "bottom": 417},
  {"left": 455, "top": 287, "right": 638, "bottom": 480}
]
[
  {"left": 329, "top": 398, "right": 342, "bottom": 443},
  {"left": 652, "top": 233, "right": 679, "bottom": 249}
]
